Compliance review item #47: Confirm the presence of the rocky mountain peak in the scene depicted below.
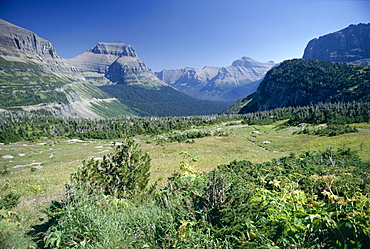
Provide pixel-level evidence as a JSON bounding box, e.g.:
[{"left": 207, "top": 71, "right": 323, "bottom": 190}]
[
  {"left": 87, "top": 41, "right": 137, "bottom": 57},
  {"left": 231, "top": 56, "right": 253, "bottom": 67},
  {"left": 302, "top": 23, "right": 370, "bottom": 65}
]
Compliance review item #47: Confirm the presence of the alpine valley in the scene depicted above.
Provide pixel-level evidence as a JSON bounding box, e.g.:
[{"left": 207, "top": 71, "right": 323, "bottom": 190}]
[
  {"left": 0, "top": 19, "right": 230, "bottom": 117},
  {"left": 1, "top": 18, "right": 370, "bottom": 249}
]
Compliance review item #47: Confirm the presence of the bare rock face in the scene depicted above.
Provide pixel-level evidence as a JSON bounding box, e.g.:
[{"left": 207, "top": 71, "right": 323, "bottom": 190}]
[
  {"left": 68, "top": 41, "right": 165, "bottom": 87},
  {"left": 156, "top": 57, "right": 275, "bottom": 101},
  {"left": 0, "top": 19, "right": 136, "bottom": 118},
  {"left": 0, "top": 19, "right": 58, "bottom": 58},
  {"left": 105, "top": 56, "right": 166, "bottom": 86},
  {"left": 88, "top": 42, "right": 137, "bottom": 57},
  {"left": 0, "top": 19, "right": 78, "bottom": 75},
  {"left": 303, "top": 23, "right": 370, "bottom": 66},
  {"left": 68, "top": 42, "right": 137, "bottom": 74}
]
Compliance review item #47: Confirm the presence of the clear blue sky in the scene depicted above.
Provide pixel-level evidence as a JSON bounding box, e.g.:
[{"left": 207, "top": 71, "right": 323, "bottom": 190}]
[{"left": 1, "top": 0, "right": 369, "bottom": 72}]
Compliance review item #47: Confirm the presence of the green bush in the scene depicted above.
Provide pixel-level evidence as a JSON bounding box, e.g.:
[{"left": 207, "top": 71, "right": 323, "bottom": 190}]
[{"left": 71, "top": 137, "right": 151, "bottom": 198}]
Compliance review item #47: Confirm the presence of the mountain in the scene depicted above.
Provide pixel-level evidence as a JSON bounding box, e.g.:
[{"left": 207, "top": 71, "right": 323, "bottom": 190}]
[
  {"left": 0, "top": 19, "right": 136, "bottom": 118},
  {"left": 67, "top": 42, "right": 166, "bottom": 87},
  {"left": 303, "top": 23, "right": 370, "bottom": 66},
  {"left": 0, "top": 19, "right": 230, "bottom": 117},
  {"left": 223, "top": 59, "right": 370, "bottom": 114},
  {"left": 156, "top": 57, "right": 275, "bottom": 101},
  {"left": 68, "top": 41, "right": 231, "bottom": 116}
]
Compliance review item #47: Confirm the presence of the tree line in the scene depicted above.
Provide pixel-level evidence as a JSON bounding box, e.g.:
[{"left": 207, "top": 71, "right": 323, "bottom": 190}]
[{"left": 1, "top": 101, "right": 369, "bottom": 144}]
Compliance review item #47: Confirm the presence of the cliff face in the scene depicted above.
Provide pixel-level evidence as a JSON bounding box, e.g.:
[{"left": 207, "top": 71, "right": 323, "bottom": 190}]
[
  {"left": 223, "top": 59, "right": 370, "bottom": 114},
  {"left": 68, "top": 41, "right": 230, "bottom": 116},
  {"left": 0, "top": 19, "right": 58, "bottom": 58},
  {"left": 67, "top": 42, "right": 135, "bottom": 74},
  {"left": 156, "top": 57, "right": 275, "bottom": 101},
  {"left": 68, "top": 41, "right": 165, "bottom": 87},
  {"left": 0, "top": 19, "right": 78, "bottom": 75},
  {"left": 303, "top": 23, "right": 370, "bottom": 66}
]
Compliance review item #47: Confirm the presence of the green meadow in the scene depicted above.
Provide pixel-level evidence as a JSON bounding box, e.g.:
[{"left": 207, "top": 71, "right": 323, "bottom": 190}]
[{"left": 1, "top": 120, "right": 369, "bottom": 232}]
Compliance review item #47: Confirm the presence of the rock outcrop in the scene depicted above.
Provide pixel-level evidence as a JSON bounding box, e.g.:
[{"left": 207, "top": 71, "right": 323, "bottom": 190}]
[
  {"left": 0, "top": 19, "right": 58, "bottom": 58},
  {"left": 0, "top": 19, "right": 78, "bottom": 75},
  {"left": 303, "top": 23, "right": 370, "bottom": 66},
  {"left": 156, "top": 57, "right": 275, "bottom": 101},
  {"left": 68, "top": 41, "right": 166, "bottom": 87},
  {"left": 68, "top": 41, "right": 230, "bottom": 116},
  {"left": 68, "top": 42, "right": 136, "bottom": 74}
]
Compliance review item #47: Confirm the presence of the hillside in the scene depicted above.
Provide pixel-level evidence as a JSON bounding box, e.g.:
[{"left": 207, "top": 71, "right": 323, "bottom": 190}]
[
  {"left": 156, "top": 57, "right": 275, "bottom": 101},
  {"left": 223, "top": 59, "right": 370, "bottom": 114},
  {"left": 303, "top": 23, "right": 370, "bottom": 66},
  {"left": 0, "top": 19, "right": 136, "bottom": 118}
]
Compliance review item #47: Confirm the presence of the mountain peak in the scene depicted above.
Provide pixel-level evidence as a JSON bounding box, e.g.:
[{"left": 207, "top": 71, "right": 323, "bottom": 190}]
[
  {"left": 231, "top": 57, "right": 275, "bottom": 68},
  {"left": 87, "top": 41, "right": 137, "bottom": 57}
]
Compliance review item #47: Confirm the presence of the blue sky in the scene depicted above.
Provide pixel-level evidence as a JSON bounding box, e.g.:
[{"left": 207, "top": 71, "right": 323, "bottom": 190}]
[{"left": 1, "top": 0, "right": 370, "bottom": 72}]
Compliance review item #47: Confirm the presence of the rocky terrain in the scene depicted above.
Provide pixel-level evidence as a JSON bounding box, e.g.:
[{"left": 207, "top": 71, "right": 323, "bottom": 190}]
[
  {"left": 68, "top": 42, "right": 166, "bottom": 87},
  {"left": 303, "top": 23, "right": 370, "bottom": 66},
  {"left": 156, "top": 57, "right": 275, "bottom": 101}
]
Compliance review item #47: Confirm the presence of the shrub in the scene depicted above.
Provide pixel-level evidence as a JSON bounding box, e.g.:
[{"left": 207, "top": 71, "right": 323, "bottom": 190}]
[{"left": 71, "top": 137, "right": 151, "bottom": 198}]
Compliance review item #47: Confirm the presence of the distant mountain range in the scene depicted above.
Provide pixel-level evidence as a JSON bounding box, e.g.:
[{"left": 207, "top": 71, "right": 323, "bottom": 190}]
[
  {"left": 67, "top": 41, "right": 231, "bottom": 116},
  {"left": 1, "top": 19, "right": 369, "bottom": 118},
  {"left": 0, "top": 19, "right": 230, "bottom": 117},
  {"left": 156, "top": 57, "right": 275, "bottom": 101}
]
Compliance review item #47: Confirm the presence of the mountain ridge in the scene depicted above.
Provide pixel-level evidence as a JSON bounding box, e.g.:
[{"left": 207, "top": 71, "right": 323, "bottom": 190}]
[{"left": 156, "top": 57, "right": 275, "bottom": 101}]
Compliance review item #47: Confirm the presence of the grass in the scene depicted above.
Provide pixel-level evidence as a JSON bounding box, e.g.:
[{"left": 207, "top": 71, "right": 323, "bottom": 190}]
[{"left": 0, "top": 120, "right": 369, "bottom": 247}]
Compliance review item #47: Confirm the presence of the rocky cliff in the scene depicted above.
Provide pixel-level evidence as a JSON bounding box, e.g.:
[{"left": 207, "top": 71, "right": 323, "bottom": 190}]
[
  {"left": 156, "top": 57, "right": 275, "bottom": 101},
  {"left": 0, "top": 19, "right": 79, "bottom": 75},
  {"left": 303, "top": 23, "right": 370, "bottom": 66},
  {"left": 223, "top": 59, "right": 370, "bottom": 114},
  {"left": 68, "top": 41, "right": 166, "bottom": 87},
  {"left": 67, "top": 42, "right": 137, "bottom": 74}
]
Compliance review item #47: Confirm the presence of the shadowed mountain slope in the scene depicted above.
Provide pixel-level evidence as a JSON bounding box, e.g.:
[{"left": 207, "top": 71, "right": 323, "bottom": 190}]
[{"left": 223, "top": 59, "right": 370, "bottom": 114}]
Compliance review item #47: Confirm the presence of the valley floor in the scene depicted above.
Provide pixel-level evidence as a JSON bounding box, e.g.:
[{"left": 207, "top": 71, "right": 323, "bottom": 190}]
[{"left": 1, "top": 120, "right": 369, "bottom": 247}]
